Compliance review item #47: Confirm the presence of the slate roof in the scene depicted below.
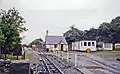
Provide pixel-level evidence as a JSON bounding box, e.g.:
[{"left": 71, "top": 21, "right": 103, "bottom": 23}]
[{"left": 45, "top": 36, "right": 67, "bottom": 45}]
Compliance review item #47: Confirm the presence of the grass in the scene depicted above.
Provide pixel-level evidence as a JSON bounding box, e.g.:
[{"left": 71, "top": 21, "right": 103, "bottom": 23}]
[
  {"left": 25, "top": 53, "right": 31, "bottom": 59},
  {"left": 0, "top": 53, "right": 31, "bottom": 60}
]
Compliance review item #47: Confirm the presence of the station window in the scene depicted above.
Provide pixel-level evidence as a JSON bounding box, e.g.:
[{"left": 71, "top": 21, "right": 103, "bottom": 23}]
[
  {"left": 92, "top": 42, "right": 95, "bottom": 46},
  {"left": 84, "top": 42, "right": 87, "bottom": 46},
  {"left": 88, "top": 42, "right": 91, "bottom": 46}
]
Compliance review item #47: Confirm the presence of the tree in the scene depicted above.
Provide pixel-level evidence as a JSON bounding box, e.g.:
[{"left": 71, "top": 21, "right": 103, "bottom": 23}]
[
  {"left": 63, "top": 25, "right": 84, "bottom": 50},
  {"left": 83, "top": 28, "right": 98, "bottom": 41},
  {"left": 110, "top": 16, "right": 120, "bottom": 50},
  {"left": 63, "top": 25, "right": 84, "bottom": 43},
  {"left": 63, "top": 16, "right": 120, "bottom": 50},
  {"left": 0, "top": 8, "right": 27, "bottom": 59},
  {"left": 98, "top": 22, "right": 112, "bottom": 42},
  {"left": 0, "top": 27, "right": 5, "bottom": 53},
  {"left": 98, "top": 16, "right": 120, "bottom": 50}
]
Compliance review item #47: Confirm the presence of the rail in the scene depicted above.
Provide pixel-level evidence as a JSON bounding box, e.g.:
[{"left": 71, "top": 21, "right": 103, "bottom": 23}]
[{"left": 40, "top": 52, "right": 64, "bottom": 74}]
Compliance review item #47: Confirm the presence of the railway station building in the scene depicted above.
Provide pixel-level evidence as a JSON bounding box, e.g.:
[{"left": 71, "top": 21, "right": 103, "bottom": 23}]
[{"left": 45, "top": 36, "right": 68, "bottom": 51}]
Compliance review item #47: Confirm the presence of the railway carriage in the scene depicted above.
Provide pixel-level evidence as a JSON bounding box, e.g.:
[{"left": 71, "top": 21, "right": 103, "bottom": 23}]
[{"left": 72, "top": 40, "right": 96, "bottom": 52}]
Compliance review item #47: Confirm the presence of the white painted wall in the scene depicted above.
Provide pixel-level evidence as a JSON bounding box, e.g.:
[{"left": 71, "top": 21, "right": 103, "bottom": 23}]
[
  {"left": 115, "top": 43, "right": 120, "bottom": 48},
  {"left": 72, "top": 42, "right": 75, "bottom": 50},
  {"left": 46, "top": 44, "right": 68, "bottom": 51},
  {"left": 46, "top": 45, "right": 54, "bottom": 50},
  {"left": 72, "top": 42, "right": 79, "bottom": 50},
  {"left": 103, "top": 43, "right": 113, "bottom": 50},
  {"left": 63, "top": 45, "right": 68, "bottom": 51}
]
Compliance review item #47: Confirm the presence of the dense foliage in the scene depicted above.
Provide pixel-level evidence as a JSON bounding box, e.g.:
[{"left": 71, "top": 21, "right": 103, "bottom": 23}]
[
  {"left": 63, "top": 25, "right": 84, "bottom": 43},
  {"left": 63, "top": 16, "right": 120, "bottom": 47},
  {"left": 0, "top": 8, "right": 27, "bottom": 56}
]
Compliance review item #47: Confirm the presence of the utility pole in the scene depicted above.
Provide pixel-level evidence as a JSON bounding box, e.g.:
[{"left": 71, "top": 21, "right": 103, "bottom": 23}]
[{"left": 45, "top": 30, "right": 48, "bottom": 51}]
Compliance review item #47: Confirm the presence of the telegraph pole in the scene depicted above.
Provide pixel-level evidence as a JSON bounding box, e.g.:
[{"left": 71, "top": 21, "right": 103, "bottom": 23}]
[{"left": 45, "top": 30, "right": 48, "bottom": 51}]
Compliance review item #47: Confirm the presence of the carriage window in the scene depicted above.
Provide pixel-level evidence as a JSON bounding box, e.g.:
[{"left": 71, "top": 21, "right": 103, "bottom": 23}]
[
  {"left": 92, "top": 42, "right": 95, "bottom": 46},
  {"left": 84, "top": 42, "right": 87, "bottom": 46},
  {"left": 88, "top": 42, "right": 91, "bottom": 46}
]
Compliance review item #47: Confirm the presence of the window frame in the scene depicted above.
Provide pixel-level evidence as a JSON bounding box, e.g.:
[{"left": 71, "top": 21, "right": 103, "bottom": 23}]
[
  {"left": 84, "top": 42, "right": 87, "bottom": 46},
  {"left": 92, "top": 42, "right": 95, "bottom": 46},
  {"left": 88, "top": 42, "right": 91, "bottom": 46}
]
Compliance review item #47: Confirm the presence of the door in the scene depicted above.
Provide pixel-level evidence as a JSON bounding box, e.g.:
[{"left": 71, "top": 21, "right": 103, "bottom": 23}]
[{"left": 61, "top": 44, "right": 63, "bottom": 51}]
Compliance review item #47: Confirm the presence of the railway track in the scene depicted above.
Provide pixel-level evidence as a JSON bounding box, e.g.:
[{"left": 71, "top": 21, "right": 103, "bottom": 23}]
[
  {"left": 35, "top": 51, "right": 83, "bottom": 74},
  {"left": 39, "top": 52, "right": 64, "bottom": 74},
  {"left": 48, "top": 55, "right": 71, "bottom": 68},
  {"left": 33, "top": 50, "right": 120, "bottom": 74},
  {"left": 52, "top": 52, "right": 120, "bottom": 74},
  {"left": 48, "top": 54, "right": 84, "bottom": 74}
]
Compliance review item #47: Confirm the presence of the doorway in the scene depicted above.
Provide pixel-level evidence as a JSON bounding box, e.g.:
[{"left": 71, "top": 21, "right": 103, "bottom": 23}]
[{"left": 61, "top": 44, "right": 63, "bottom": 51}]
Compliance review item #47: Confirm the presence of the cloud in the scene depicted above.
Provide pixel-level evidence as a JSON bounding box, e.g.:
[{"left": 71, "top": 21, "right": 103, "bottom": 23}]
[
  {"left": 0, "top": 0, "right": 2, "bottom": 6},
  {"left": 20, "top": 0, "right": 102, "bottom": 10},
  {"left": 21, "top": 9, "right": 120, "bottom": 44},
  {"left": 1, "top": 0, "right": 120, "bottom": 44}
]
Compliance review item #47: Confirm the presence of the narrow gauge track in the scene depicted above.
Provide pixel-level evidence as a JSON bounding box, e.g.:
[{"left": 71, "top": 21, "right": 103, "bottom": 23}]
[
  {"left": 35, "top": 51, "right": 120, "bottom": 74},
  {"left": 39, "top": 52, "right": 64, "bottom": 74},
  {"left": 47, "top": 54, "right": 84, "bottom": 74},
  {"left": 37, "top": 51, "right": 84, "bottom": 74},
  {"left": 48, "top": 55, "right": 70, "bottom": 68}
]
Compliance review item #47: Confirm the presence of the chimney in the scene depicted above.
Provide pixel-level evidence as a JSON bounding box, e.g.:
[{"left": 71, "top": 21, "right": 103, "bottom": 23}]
[{"left": 46, "top": 30, "right": 48, "bottom": 36}]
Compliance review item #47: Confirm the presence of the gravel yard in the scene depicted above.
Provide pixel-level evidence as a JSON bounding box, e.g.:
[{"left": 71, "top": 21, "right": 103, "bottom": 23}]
[
  {"left": 92, "top": 51, "right": 120, "bottom": 63},
  {"left": 48, "top": 50, "right": 120, "bottom": 74},
  {"left": 27, "top": 49, "right": 120, "bottom": 74}
]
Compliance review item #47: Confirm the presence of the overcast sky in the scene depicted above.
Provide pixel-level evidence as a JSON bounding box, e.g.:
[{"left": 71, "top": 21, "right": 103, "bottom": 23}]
[{"left": 0, "top": 0, "right": 120, "bottom": 44}]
